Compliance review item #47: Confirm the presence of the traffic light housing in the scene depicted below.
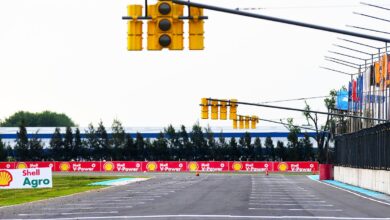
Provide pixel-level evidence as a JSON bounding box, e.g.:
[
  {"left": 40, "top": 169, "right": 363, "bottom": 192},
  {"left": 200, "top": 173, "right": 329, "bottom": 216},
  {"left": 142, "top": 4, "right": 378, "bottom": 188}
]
[
  {"left": 127, "top": 5, "right": 143, "bottom": 51},
  {"left": 239, "top": 115, "right": 244, "bottom": 129},
  {"left": 147, "top": 1, "right": 184, "bottom": 50},
  {"left": 220, "top": 100, "right": 227, "bottom": 120},
  {"left": 201, "top": 98, "right": 209, "bottom": 119},
  {"left": 251, "top": 116, "right": 259, "bottom": 129},
  {"left": 229, "top": 99, "right": 238, "bottom": 120},
  {"left": 211, "top": 100, "right": 219, "bottom": 120},
  {"left": 189, "top": 7, "right": 204, "bottom": 50},
  {"left": 244, "top": 116, "right": 250, "bottom": 129},
  {"left": 233, "top": 119, "right": 238, "bottom": 129}
]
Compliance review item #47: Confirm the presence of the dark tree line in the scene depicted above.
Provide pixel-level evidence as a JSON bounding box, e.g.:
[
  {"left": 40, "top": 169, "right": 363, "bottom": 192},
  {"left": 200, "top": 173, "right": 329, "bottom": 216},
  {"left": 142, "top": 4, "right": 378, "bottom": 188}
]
[
  {"left": 1, "top": 120, "right": 315, "bottom": 162},
  {"left": 1, "top": 111, "right": 75, "bottom": 127}
]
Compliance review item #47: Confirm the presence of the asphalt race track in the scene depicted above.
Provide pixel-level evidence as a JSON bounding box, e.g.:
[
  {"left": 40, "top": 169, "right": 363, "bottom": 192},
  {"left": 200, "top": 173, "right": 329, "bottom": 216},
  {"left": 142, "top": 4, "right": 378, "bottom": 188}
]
[{"left": 1, "top": 173, "right": 390, "bottom": 220}]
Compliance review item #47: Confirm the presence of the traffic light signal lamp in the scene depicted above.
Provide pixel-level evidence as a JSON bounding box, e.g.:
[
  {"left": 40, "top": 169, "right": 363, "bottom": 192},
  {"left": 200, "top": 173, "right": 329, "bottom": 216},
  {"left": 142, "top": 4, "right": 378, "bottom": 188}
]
[
  {"left": 200, "top": 98, "right": 259, "bottom": 129},
  {"left": 123, "top": 0, "right": 207, "bottom": 51},
  {"left": 200, "top": 98, "right": 237, "bottom": 120},
  {"left": 233, "top": 115, "right": 259, "bottom": 130}
]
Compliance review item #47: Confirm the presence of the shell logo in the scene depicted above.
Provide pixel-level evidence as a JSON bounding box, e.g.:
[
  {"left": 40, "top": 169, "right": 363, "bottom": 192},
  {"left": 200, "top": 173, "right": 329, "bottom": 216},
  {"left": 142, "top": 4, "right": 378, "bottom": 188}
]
[
  {"left": 16, "top": 162, "right": 27, "bottom": 169},
  {"left": 277, "top": 162, "right": 288, "bottom": 172},
  {"left": 188, "top": 162, "right": 198, "bottom": 171},
  {"left": 59, "top": 162, "right": 70, "bottom": 171},
  {"left": 146, "top": 162, "right": 157, "bottom": 171},
  {"left": 103, "top": 162, "right": 114, "bottom": 171},
  {"left": 0, "top": 170, "right": 13, "bottom": 187},
  {"left": 232, "top": 162, "right": 243, "bottom": 171}
]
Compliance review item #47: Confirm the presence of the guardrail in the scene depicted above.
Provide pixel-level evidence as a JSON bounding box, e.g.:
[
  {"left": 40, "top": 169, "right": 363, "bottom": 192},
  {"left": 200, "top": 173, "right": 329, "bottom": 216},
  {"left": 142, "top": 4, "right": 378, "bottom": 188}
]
[{"left": 0, "top": 161, "right": 318, "bottom": 173}]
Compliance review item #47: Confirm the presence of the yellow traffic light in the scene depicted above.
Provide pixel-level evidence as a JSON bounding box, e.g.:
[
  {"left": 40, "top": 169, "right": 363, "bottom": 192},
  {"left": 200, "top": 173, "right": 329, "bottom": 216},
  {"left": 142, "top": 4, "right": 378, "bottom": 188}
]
[
  {"left": 229, "top": 99, "right": 238, "bottom": 120},
  {"left": 147, "top": 1, "right": 183, "bottom": 50},
  {"left": 211, "top": 100, "right": 218, "bottom": 120},
  {"left": 127, "top": 5, "right": 143, "bottom": 51},
  {"left": 201, "top": 98, "right": 209, "bottom": 119},
  {"left": 251, "top": 116, "right": 259, "bottom": 129},
  {"left": 189, "top": 7, "right": 204, "bottom": 50},
  {"left": 220, "top": 100, "right": 227, "bottom": 120},
  {"left": 244, "top": 116, "right": 250, "bottom": 129},
  {"left": 232, "top": 119, "right": 238, "bottom": 129},
  {"left": 239, "top": 115, "right": 244, "bottom": 129},
  {"left": 171, "top": 4, "right": 184, "bottom": 50}
]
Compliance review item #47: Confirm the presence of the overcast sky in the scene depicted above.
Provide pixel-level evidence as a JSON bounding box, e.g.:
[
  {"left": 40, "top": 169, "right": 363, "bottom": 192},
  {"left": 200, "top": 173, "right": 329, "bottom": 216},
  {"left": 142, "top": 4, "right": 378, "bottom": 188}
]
[{"left": 0, "top": 0, "right": 389, "bottom": 129}]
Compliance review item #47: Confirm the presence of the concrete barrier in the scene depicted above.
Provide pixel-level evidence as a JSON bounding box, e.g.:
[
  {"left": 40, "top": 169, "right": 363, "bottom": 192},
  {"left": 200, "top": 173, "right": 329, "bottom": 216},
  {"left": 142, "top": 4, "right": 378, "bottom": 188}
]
[{"left": 334, "top": 166, "right": 390, "bottom": 195}]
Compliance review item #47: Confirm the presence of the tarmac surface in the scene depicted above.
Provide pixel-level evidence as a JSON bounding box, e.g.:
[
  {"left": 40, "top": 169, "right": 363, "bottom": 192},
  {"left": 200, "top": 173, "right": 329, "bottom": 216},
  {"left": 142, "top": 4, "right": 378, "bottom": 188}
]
[{"left": 1, "top": 173, "right": 390, "bottom": 220}]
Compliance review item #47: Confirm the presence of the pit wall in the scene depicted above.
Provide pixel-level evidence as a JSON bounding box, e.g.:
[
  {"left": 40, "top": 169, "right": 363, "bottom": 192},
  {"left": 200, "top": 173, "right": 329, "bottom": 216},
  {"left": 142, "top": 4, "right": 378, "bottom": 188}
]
[
  {"left": 334, "top": 166, "right": 390, "bottom": 195},
  {"left": 0, "top": 161, "right": 318, "bottom": 173}
]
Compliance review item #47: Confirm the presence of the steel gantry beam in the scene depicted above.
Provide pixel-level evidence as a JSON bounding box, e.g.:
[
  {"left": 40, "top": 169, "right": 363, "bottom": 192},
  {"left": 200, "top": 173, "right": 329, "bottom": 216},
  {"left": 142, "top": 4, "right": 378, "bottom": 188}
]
[{"left": 172, "top": 0, "right": 390, "bottom": 42}]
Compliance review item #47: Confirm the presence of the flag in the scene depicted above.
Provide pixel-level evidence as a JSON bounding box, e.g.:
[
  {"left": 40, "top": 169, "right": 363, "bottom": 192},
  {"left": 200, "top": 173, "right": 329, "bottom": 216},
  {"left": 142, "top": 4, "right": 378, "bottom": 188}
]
[
  {"left": 370, "top": 65, "right": 375, "bottom": 86},
  {"left": 375, "top": 62, "right": 381, "bottom": 86},
  {"left": 352, "top": 79, "right": 358, "bottom": 102},
  {"left": 336, "top": 89, "right": 348, "bottom": 110}
]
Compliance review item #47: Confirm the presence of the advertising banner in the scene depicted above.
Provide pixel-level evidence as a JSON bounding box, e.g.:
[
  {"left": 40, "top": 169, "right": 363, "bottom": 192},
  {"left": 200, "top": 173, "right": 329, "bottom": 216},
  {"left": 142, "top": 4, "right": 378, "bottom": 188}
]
[
  {"left": 102, "top": 161, "right": 142, "bottom": 172},
  {"left": 0, "top": 168, "right": 52, "bottom": 189},
  {"left": 230, "top": 161, "right": 273, "bottom": 172},
  {"left": 273, "top": 162, "right": 318, "bottom": 172},
  {"left": 142, "top": 161, "right": 187, "bottom": 172},
  {"left": 56, "top": 161, "right": 101, "bottom": 172},
  {"left": 188, "top": 161, "right": 229, "bottom": 172},
  {"left": 0, "top": 162, "right": 15, "bottom": 169},
  {"left": 16, "top": 162, "right": 56, "bottom": 171}
]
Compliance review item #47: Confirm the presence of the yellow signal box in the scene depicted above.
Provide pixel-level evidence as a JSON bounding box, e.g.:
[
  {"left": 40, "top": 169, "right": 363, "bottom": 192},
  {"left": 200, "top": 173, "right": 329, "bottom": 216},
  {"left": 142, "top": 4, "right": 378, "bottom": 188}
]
[
  {"left": 251, "top": 116, "right": 259, "bottom": 129},
  {"left": 229, "top": 99, "right": 238, "bottom": 120},
  {"left": 201, "top": 98, "right": 209, "bottom": 119},
  {"left": 211, "top": 100, "right": 219, "bottom": 120},
  {"left": 233, "top": 119, "right": 238, "bottom": 129},
  {"left": 239, "top": 115, "right": 244, "bottom": 129},
  {"left": 220, "top": 100, "right": 227, "bottom": 120},
  {"left": 171, "top": 4, "right": 184, "bottom": 50},
  {"left": 147, "top": 1, "right": 183, "bottom": 50},
  {"left": 127, "top": 5, "right": 143, "bottom": 51},
  {"left": 244, "top": 116, "right": 250, "bottom": 129},
  {"left": 189, "top": 7, "right": 204, "bottom": 50}
]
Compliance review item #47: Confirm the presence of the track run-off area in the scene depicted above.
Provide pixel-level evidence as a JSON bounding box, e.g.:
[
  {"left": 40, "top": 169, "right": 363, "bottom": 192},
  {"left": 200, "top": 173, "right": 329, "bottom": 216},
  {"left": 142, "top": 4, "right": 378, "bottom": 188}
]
[{"left": 1, "top": 173, "right": 390, "bottom": 220}]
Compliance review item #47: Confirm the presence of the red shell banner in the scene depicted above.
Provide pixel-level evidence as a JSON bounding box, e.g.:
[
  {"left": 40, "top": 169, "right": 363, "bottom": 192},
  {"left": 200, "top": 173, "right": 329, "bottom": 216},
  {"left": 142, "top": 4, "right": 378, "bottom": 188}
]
[
  {"left": 273, "top": 161, "right": 318, "bottom": 172},
  {"left": 0, "top": 161, "right": 318, "bottom": 172},
  {"left": 230, "top": 161, "right": 273, "bottom": 172},
  {"left": 103, "top": 161, "right": 142, "bottom": 172}
]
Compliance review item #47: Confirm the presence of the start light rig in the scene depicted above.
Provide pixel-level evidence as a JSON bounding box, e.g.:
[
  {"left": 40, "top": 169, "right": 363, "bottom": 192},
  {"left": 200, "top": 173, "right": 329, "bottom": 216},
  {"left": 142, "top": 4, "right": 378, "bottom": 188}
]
[
  {"left": 123, "top": 0, "right": 207, "bottom": 51},
  {"left": 200, "top": 98, "right": 259, "bottom": 130}
]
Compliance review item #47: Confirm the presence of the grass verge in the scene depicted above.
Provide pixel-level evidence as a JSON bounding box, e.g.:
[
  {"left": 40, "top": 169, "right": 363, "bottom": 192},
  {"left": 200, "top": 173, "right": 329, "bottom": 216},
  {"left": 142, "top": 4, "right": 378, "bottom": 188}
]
[{"left": 0, "top": 175, "right": 131, "bottom": 207}]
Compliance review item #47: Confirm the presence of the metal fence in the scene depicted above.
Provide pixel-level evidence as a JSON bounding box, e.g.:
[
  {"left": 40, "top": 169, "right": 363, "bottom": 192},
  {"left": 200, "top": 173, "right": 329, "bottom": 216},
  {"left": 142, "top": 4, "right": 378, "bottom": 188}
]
[{"left": 335, "top": 122, "right": 390, "bottom": 170}]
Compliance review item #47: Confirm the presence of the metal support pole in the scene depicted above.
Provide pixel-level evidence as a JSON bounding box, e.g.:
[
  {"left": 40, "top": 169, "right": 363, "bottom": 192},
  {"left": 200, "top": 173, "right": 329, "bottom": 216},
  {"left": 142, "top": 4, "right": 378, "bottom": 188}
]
[
  {"left": 145, "top": 0, "right": 148, "bottom": 17},
  {"left": 172, "top": 0, "right": 390, "bottom": 42}
]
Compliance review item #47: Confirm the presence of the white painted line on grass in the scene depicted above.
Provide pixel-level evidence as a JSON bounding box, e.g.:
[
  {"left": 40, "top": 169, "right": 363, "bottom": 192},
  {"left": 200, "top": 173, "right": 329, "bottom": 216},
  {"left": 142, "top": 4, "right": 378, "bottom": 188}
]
[
  {"left": 18, "top": 211, "right": 119, "bottom": 216},
  {"left": 65, "top": 202, "right": 145, "bottom": 206},
  {"left": 42, "top": 206, "right": 133, "bottom": 210}
]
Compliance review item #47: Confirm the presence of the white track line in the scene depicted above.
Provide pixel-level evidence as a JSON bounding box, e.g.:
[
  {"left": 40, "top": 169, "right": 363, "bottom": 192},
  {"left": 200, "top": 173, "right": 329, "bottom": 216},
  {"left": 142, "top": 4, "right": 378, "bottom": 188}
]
[
  {"left": 7, "top": 215, "right": 390, "bottom": 219},
  {"left": 248, "top": 208, "right": 343, "bottom": 211}
]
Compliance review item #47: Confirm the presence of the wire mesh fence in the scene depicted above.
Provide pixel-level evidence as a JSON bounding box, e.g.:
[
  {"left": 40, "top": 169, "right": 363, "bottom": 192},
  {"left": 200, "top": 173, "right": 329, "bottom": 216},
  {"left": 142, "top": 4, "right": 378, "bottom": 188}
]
[{"left": 335, "top": 122, "right": 390, "bottom": 170}]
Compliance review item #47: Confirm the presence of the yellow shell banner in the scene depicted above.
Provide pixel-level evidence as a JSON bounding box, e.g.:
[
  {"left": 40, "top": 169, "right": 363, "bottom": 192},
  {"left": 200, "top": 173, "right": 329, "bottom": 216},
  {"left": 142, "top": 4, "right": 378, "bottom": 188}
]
[
  {"left": 0, "top": 170, "right": 13, "bottom": 187},
  {"left": 188, "top": 162, "right": 198, "bottom": 171}
]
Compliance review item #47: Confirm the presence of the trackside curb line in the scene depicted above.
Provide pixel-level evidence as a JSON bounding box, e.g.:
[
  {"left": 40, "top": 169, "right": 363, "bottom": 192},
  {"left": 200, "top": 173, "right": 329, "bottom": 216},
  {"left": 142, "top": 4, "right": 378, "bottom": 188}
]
[{"left": 307, "top": 175, "right": 390, "bottom": 206}]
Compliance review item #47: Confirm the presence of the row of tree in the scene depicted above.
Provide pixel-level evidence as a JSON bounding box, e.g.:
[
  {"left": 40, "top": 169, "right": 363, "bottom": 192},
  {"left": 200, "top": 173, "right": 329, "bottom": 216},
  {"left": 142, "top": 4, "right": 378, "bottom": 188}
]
[{"left": 0, "top": 120, "right": 315, "bottom": 162}]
